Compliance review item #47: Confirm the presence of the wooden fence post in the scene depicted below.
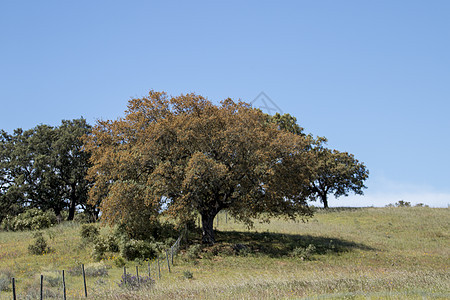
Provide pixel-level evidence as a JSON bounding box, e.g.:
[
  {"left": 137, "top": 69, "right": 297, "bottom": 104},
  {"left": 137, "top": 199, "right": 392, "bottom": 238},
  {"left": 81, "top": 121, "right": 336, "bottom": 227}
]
[
  {"left": 12, "top": 277, "right": 16, "bottom": 300},
  {"left": 40, "top": 274, "right": 43, "bottom": 300},
  {"left": 62, "top": 270, "right": 66, "bottom": 300},
  {"left": 123, "top": 267, "right": 127, "bottom": 285},
  {"left": 166, "top": 250, "right": 171, "bottom": 273},
  {"left": 157, "top": 259, "right": 161, "bottom": 279},
  {"left": 136, "top": 266, "right": 139, "bottom": 286},
  {"left": 148, "top": 261, "right": 151, "bottom": 278},
  {"left": 82, "top": 264, "right": 87, "bottom": 297}
]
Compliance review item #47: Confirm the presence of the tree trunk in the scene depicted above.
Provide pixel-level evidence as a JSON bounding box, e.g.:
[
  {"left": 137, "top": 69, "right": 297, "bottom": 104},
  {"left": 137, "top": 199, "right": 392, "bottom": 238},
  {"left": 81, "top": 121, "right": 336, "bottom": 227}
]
[
  {"left": 321, "top": 194, "right": 329, "bottom": 209},
  {"left": 67, "top": 184, "right": 77, "bottom": 221},
  {"left": 201, "top": 210, "right": 218, "bottom": 244},
  {"left": 68, "top": 198, "right": 76, "bottom": 221}
]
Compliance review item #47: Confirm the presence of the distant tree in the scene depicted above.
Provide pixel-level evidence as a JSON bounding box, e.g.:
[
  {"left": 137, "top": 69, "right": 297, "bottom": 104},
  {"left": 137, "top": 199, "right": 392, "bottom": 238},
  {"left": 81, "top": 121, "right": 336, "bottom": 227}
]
[
  {"left": 268, "top": 112, "right": 305, "bottom": 136},
  {"left": 309, "top": 146, "right": 369, "bottom": 208},
  {"left": 267, "top": 113, "right": 369, "bottom": 209},
  {"left": 0, "top": 119, "right": 94, "bottom": 221},
  {"left": 84, "top": 91, "right": 316, "bottom": 244},
  {"left": 53, "top": 119, "right": 94, "bottom": 220}
]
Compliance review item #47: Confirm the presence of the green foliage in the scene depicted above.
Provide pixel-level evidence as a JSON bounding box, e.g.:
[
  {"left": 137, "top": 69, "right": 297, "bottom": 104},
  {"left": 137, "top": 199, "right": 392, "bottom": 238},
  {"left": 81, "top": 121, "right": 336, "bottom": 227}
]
[
  {"left": 184, "top": 244, "right": 202, "bottom": 261},
  {"left": 28, "top": 232, "right": 51, "bottom": 255},
  {"left": 105, "top": 233, "right": 120, "bottom": 252},
  {"left": 0, "top": 208, "right": 57, "bottom": 231},
  {"left": 120, "top": 239, "right": 158, "bottom": 261},
  {"left": 92, "top": 237, "right": 108, "bottom": 261},
  {"left": 73, "top": 211, "right": 92, "bottom": 223},
  {"left": 269, "top": 112, "right": 305, "bottom": 136},
  {"left": 183, "top": 270, "right": 194, "bottom": 279},
  {"left": 0, "top": 269, "right": 14, "bottom": 292},
  {"left": 114, "top": 256, "right": 126, "bottom": 268},
  {"left": 291, "top": 244, "right": 316, "bottom": 260},
  {"left": 309, "top": 146, "right": 369, "bottom": 208},
  {"left": 80, "top": 224, "right": 99, "bottom": 243},
  {"left": 84, "top": 263, "right": 109, "bottom": 277},
  {"left": 395, "top": 200, "right": 411, "bottom": 207},
  {"left": 0, "top": 119, "right": 95, "bottom": 221}
]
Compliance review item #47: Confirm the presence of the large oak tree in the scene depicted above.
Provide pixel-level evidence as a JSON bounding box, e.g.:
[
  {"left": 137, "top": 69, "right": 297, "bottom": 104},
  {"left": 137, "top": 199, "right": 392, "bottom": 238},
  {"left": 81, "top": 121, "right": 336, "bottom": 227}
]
[{"left": 85, "top": 91, "right": 316, "bottom": 243}]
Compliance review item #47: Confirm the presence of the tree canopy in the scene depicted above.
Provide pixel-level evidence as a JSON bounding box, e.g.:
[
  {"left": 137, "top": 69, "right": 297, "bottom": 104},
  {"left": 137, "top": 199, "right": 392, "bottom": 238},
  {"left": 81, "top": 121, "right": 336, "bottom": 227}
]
[
  {"left": 308, "top": 145, "right": 369, "bottom": 208},
  {"left": 0, "top": 119, "right": 94, "bottom": 222},
  {"left": 84, "top": 91, "right": 316, "bottom": 243}
]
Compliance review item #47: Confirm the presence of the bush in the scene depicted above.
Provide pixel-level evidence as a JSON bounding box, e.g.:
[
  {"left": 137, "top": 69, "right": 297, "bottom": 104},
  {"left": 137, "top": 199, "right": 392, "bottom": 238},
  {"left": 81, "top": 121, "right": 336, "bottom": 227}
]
[
  {"left": 184, "top": 244, "right": 202, "bottom": 261},
  {"left": 233, "top": 243, "right": 251, "bottom": 256},
  {"left": 74, "top": 211, "right": 92, "bottom": 224},
  {"left": 121, "top": 240, "right": 158, "bottom": 261},
  {"left": 114, "top": 256, "right": 126, "bottom": 268},
  {"left": 24, "top": 284, "right": 60, "bottom": 299},
  {"left": 28, "top": 232, "right": 51, "bottom": 255},
  {"left": 85, "top": 263, "right": 109, "bottom": 277},
  {"left": 118, "top": 273, "right": 155, "bottom": 290},
  {"left": 0, "top": 209, "right": 57, "bottom": 231},
  {"left": 0, "top": 269, "right": 14, "bottom": 292},
  {"left": 92, "top": 237, "right": 108, "bottom": 261},
  {"left": 41, "top": 271, "right": 61, "bottom": 287},
  {"left": 395, "top": 200, "right": 411, "bottom": 207},
  {"left": 291, "top": 244, "right": 316, "bottom": 260},
  {"left": 105, "top": 233, "right": 120, "bottom": 252},
  {"left": 183, "top": 270, "right": 193, "bottom": 279},
  {"left": 80, "top": 224, "right": 100, "bottom": 243},
  {"left": 67, "top": 263, "right": 109, "bottom": 277}
]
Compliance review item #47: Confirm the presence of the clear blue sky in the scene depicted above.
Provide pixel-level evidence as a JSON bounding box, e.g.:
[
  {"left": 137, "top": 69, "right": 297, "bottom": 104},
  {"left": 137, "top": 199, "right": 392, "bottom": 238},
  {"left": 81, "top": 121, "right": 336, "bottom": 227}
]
[{"left": 1, "top": 1, "right": 449, "bottom": 207}]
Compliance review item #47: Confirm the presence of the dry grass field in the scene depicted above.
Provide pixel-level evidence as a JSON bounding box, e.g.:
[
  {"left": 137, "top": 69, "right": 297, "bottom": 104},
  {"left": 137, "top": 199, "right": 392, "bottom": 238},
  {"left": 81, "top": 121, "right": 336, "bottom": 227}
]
[{"left": 0, "top": 207, "right": 449, "bottom": 299}]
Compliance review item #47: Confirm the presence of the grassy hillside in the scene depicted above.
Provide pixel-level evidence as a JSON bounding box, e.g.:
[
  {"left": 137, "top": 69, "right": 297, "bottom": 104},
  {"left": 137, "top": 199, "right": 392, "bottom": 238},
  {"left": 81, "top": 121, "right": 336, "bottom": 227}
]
[{"left": 0, "top": 207, "right": 449, "bottom": 299}]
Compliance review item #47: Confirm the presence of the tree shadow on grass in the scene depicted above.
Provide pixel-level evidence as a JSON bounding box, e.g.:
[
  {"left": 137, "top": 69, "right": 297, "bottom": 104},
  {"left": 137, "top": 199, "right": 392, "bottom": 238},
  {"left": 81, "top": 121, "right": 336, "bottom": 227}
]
[{"left": 214, "top": 230, "right": 376, "bottom": 257}]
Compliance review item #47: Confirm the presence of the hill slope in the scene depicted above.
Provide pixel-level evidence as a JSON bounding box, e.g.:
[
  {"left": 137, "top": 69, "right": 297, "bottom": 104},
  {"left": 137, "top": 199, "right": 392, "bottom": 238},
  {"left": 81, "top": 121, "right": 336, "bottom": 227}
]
[{"left": 0, "top": 207, "right": 449, "bottom": 299}]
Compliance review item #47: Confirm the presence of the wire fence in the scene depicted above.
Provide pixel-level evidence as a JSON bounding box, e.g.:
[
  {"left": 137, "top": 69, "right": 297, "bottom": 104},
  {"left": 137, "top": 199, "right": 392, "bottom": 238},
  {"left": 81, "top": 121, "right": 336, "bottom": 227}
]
[{"left": 8, "top": 230, "right": 186, "bottom": 299}]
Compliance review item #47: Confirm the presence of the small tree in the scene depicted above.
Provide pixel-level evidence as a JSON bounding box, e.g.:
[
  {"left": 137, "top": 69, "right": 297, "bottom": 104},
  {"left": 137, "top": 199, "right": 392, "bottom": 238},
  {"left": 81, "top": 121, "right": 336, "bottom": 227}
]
[
  {"left": 309, "top": 146, "right": 369, "bottom": 208},
  {"left": 85, "top": 91, "right": 316, "bottom": 244}
]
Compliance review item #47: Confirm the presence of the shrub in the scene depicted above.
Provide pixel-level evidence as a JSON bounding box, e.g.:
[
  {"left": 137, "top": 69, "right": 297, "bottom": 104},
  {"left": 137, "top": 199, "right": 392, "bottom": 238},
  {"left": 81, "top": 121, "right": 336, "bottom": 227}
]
[
  {"left": 121, "top": 240, "right": 158, "bottom": 261},
  {"left": 184, "top": 244, "right": 202, "bottom": 261},
  {"left": 0, "top": 269, "right": 14, "bottom": 292},
  {"left": 84, "top": 263, "right": 109, "bottom": 277},
  {"left": 183, "top": 270, "right": 193, "bottom": 279},
  {"left": 74, "top": 211, "right": 92, "bottom": 224},
  {"left": 0, "top": 215, "right": 15, "bottom": 231},
  {"left": 233, "top": 244, "right": 251, "bottom": 256},
  {"left": 67, "top": 263, "right": 109, "bottom": 277},
  {"left": 0, "top": 209, "right": 57, "bottom": 231},
  {"left": 105, "top": 233, "right": 120, "bottom": 252},
  {"left": 24, "top": 284, "right": 60, "bottom": 299},
  {"left": 41, "top": 271, "right": 61, "bottom": 287},
  {"left": 395, "top": 200, "right": 411, "bottom": 207},
  {"left": 92, "top": 237, "right": 108, "bottom": 261},
  {"left": 28, "top": 232, "right": 51, "bottom": 255},
  {"left": 291, "top": 244, "right": 316, "bottom": 260},
  {"left": 118, "top": 273, "right": 155, "bottom": 290},
  {"left": 114, "top": 256, "right": 126, "bottom": 268},
  {"left": 80, "top": 224, "right": 99, "bottom": 243}
]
